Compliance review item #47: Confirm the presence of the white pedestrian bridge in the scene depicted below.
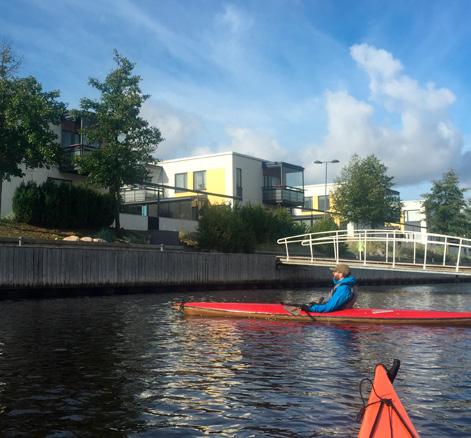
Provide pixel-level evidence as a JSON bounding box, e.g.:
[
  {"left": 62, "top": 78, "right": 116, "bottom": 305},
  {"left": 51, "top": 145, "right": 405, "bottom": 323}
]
[{"left": 277, "top": 229, "right": 471, "bottom": 276}]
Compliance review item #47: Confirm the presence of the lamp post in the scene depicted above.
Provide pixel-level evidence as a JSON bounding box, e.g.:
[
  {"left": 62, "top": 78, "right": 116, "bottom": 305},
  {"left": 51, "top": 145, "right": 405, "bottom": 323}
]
[{"left": 314, "top": 159, "right": 340, "bottom": 215}]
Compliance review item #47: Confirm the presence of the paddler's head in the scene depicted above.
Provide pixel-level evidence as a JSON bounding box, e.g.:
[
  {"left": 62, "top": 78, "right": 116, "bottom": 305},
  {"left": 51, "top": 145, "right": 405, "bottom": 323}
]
[{"left": 330, "top": 263, "right": 351, "bottom": 280}]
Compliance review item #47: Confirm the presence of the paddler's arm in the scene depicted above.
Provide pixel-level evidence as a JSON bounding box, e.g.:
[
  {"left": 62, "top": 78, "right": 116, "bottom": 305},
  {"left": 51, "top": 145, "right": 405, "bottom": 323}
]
[{"left": 307, "top": 285, "right": 351, "bottom": 313}]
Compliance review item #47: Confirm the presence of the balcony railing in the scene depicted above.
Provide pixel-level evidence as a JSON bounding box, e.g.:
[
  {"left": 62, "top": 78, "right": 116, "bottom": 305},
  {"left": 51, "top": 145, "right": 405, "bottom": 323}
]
[
  {"left": 263, "top": 185, "right": 304, "bottom": 207},
  {"left": 121, "top": 186, "right": 165, "bottom": 204},
  {"left": 59, "top": 143, "right": 100, "bottom": 173}
]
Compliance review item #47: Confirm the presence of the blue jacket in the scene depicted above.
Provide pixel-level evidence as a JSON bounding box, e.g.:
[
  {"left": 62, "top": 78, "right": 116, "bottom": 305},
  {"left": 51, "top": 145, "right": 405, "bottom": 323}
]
[{"left": 308, "top": 275, "right": 357, "bottom": 313}]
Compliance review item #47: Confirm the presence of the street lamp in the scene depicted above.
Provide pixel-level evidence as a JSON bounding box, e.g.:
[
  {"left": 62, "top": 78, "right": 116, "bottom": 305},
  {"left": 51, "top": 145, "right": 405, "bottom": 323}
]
[{"left": 314, "top": 159, "right": 340, "bottom": 215}]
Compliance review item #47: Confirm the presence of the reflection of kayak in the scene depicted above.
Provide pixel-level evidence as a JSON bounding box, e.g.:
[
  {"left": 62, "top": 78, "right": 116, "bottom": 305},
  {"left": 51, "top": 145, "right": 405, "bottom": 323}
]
[
  {"left": 358, "top": 360, "right": 419, "bottom": 437},
  {"left": 175, "top": 302, "right": 471, "bottom": 326}
]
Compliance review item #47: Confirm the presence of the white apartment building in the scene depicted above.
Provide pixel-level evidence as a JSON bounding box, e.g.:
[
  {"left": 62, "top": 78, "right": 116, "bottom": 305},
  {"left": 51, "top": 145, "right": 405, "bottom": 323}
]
[{"left": 120, "top": 151, "right": 306, "bottom": 231}]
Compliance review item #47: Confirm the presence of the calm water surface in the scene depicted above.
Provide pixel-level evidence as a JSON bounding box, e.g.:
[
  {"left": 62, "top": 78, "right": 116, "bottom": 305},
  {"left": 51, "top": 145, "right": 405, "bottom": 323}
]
[{"left": 0, "top": 283, "right": 470, "bottom": 437}]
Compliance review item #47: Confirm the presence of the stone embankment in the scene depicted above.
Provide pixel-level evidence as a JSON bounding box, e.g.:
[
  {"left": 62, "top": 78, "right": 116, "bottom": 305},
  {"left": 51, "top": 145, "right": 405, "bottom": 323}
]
[{"left": 0, "top": 241, "right": 466, "bottom": 296}]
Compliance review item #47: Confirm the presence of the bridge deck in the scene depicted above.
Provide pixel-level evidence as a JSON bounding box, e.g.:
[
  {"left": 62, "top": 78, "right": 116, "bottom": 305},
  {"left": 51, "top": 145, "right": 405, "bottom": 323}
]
[{"left": 277, "top": 256, "right": 471, "bottom": 276}]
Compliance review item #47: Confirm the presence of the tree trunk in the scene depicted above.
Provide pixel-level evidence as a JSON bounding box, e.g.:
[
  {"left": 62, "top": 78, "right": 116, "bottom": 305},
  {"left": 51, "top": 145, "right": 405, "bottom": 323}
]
[{"left": 113, "top": 189, "right": 121, "bottom": 230}]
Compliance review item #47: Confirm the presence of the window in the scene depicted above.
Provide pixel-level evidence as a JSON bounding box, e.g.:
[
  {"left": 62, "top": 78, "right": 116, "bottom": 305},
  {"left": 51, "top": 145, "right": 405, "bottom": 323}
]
[
  {"left": 193, "top": 170, "right": 206, "bottom": 190},
  {"left": 47, "top": 177, "right": 72, "bottom": 186},
  {"left": 61, "top": 130, "right": 80, "bottom": 148},
  {"left": 304, "top": 197, "right": 312, "bottom": 209},
  {"left": 236, "top": 168, "right": 242, "bottom": 198},
  {"left": 175, "top": 173, "right": 187, "bottom": 192},
  {"left": 318, "top": 195, "right": 330, "bottom": 212}
]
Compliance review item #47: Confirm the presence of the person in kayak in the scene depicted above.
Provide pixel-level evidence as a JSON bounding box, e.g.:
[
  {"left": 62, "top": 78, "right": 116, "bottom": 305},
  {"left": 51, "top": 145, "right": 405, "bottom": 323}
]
[{"left": 302, "top": 263, "right": 357, "bottom": 313}]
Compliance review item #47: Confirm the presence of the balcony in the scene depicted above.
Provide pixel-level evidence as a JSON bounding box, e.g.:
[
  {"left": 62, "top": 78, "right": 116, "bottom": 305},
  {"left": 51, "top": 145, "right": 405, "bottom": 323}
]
[
  {"left": 59, "top": 143, "right": 100, "bottom": 173},
  {"left": 263, "top": 185, "right": 305, "bottom": 207},
  {"left": 121, "top": 185, "right": 165, "bottom": 204},
  {"left": 262, "top": 161, "right": 304, "bottom": 207}
]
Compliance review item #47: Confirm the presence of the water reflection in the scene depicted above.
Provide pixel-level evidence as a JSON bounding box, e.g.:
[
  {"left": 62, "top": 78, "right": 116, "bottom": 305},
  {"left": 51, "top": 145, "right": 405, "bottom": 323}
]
[{"left": 0, "top": 285, "right": 469, "bottom": 436}]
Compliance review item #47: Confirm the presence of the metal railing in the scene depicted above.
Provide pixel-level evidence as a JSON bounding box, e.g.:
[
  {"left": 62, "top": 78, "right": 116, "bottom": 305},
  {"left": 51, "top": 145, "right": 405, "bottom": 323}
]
[{"left": 277, "top": 229, "right": 471, "bottom": 274}]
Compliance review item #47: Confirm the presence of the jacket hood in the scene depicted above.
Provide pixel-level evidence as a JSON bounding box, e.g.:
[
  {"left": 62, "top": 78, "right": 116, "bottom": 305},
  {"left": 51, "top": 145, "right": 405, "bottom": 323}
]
[{"left": 334, "top": 275, "right": 357, "bottom": 286}]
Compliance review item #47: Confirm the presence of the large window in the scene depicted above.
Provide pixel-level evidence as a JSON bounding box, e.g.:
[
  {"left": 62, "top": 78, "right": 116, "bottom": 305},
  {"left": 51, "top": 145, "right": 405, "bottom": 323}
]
[
  {"left": 236, "top": 168, "right": 242, "bottom": 198},
  {"left": 318, "top": 195, "right": 330, "bottom": 212},
  {"left": 193, "top": 170, "right": 206, "bottom": 190},
  {"left": 304, "top": 197, "right": 312, "bottom": 209},
  {"left": 61, "top": 130, "right": 80, "bottom": 148},
  {"left": 175, "top": 173, "right": 187, "bottom": 192}
]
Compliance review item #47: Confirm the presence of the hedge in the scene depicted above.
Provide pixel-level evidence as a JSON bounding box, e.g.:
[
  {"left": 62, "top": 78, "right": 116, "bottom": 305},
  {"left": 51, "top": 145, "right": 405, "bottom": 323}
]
[{"left": 13, "top": 181, "right": 115, "bottom": 229}]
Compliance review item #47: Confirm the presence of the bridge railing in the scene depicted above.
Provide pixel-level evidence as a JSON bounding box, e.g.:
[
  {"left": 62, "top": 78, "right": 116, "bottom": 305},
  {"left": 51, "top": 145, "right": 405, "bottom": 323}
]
[{"left": 277, "top": 229, "right": 471, "bottom": 272}]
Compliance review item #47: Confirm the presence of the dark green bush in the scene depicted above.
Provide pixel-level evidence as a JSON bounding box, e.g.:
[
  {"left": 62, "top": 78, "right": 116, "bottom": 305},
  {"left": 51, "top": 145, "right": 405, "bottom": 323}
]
[
  {"left": 13, "top": 181, "right": 115, "bottom": 229},
  {"left": 197, "top": 203, "right": 307, "bottom": 253}
]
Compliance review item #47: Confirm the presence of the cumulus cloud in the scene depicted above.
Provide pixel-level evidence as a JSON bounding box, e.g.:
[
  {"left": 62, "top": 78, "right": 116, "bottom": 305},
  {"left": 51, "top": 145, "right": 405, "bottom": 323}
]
[
  {"left": 218, "top": 126, "right": 287, "bottom": 159},
  {"left": 306, "top": 43, "right": 465, "bottom": 187},
  {"left": 141, "top": 100, "right": 202, "bottom": 160}
]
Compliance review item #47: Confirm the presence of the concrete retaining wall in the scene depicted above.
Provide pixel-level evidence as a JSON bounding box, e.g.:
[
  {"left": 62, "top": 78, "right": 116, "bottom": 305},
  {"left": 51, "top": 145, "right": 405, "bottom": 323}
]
[{"left": 0, "top": 244, "right": 464, "bottom": 293}]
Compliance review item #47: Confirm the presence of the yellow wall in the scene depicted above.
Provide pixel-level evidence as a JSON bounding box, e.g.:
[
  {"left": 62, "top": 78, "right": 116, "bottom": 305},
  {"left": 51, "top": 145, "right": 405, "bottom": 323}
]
[
  {"left": 173, "top": 169, "right": 226, "bottom": 204},
  {"left": 206, "top": 168, "right": 226, "bottom": 204},
  {"left": 299, "top": 194, "right": 342, "bottom": 226}
]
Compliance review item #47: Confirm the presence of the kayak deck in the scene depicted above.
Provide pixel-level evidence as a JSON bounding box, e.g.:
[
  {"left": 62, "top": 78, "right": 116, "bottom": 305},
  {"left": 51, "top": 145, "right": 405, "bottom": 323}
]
[
  {"left": 176, "top": 302, "right": 471, "bottom": 326},
  {"left": 358, "top": 362, "right": 419, "bottom": 437}
]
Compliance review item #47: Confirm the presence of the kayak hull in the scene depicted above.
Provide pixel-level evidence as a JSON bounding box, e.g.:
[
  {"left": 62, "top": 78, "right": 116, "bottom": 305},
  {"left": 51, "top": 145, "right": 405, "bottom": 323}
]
[{"left": 177, "top": 302, "right": 471, "bottom": 326}]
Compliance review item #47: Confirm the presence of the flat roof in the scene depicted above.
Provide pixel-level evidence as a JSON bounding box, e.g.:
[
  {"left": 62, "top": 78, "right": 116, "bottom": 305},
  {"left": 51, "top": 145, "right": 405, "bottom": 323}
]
[{"left": 160, "top": 151, "right": 268, "bottom": 164}]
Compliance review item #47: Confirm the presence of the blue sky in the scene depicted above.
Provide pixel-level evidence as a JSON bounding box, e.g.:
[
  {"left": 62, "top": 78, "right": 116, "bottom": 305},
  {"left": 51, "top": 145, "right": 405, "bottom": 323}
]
[{"left": 2, "top": 0, "right": 471, "bottom": 199}]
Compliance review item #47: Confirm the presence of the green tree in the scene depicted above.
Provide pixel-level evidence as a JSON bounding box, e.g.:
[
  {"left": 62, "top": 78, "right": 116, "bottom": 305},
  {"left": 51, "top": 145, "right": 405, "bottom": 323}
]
[
  {"left": 332, "top": 154, "right": 401, "bottom": 227},
  {"left": 77, "top": 50, "right": 163, "bottom": 229},
  {"left": 0, "top": 43, "right": 65, "bottom": 215},
  {"left": 422, "top": 170, "right": 470, "bottom": 236}
]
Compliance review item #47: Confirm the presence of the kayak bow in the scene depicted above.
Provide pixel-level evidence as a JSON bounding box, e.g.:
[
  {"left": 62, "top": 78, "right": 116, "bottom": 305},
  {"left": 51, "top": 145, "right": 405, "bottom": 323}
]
[{"left": 358, "top": 361, "right": 419, "bottom": 437}]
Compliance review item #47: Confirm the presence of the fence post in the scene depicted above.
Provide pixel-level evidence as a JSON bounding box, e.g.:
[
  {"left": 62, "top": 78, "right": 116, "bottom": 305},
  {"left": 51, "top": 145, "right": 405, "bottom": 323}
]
[
  {"left": 392, "top": 229, "right": 396, "bottom": 268},
  {"left": 423, "top": 236, "right": 428, "bottom": 270},
  {"left": 413, "top": 240, "right": 416, "bottom": 265},
  {"left": 336, "top": 230, "right": 339, "bottom": 263},
  {"left": 363, "top": 230, "right": 367, "bottom": 266},
  {"left": 443, "top": 237, "right": 447, "bottom": 266},
  {"left": 310, "top": 234, "right": 313, "bottom": 262},
  {"left": 386, "top": 233, "right": 389, "bottom": 263},
  {"left": 285, "top": 241, "right": 289, "bottom": 261},
  {"left": 456, "top": 238, "right": 462, "bottom": 272}
]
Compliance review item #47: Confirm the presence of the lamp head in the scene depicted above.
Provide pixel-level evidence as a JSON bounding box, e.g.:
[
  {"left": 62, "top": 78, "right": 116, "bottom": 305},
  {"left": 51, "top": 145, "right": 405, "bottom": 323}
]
[{"left": 314, "top": 160, "right": 323, "bottom": 164}]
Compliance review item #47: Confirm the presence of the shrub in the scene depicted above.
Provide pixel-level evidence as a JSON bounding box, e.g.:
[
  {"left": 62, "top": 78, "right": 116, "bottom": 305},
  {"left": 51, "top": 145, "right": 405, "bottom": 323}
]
[
  {"left": 196, "top": 203, "right": 307, "bottom": 253},
  {"left": 197, "top": 204, "right": 256, "bottom": 253},
  {"left": 13, "top": 181, "right": 116, "bottom": 229}
]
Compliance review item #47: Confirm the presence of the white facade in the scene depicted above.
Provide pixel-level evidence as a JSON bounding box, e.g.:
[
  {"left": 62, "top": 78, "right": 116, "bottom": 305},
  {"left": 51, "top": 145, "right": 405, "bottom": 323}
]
[{"left": 402, "top": 200, "right": 427, "bottom": 232}]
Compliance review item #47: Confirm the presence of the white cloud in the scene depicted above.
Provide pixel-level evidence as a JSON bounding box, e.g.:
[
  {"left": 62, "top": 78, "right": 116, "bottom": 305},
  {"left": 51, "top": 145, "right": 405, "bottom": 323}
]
[
  {"left": 305, "top": 44, "right": 465, "bottom": 187},
  {"left": 350, "top": 44, "right": 403, "bottom": 79},
  {"left": 141, "top": 101, "right": 202, "bottom": 160},
  {"left": 194, "top": 126, "right": 287, "bottom": 161}
]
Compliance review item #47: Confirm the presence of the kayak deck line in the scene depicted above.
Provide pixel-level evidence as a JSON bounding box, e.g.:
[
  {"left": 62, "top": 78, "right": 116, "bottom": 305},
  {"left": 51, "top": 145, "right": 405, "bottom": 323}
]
[
  {"left": 357, "top": 360, "right": 420, "bottom": 437},
  {"left": 176, "top": 302, "right": 471, "bottom": 326}
]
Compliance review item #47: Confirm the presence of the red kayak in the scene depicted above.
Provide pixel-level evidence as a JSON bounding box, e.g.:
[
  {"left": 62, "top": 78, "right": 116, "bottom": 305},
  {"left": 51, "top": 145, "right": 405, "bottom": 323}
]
[
  {"left": 358, "top": 360, "right": 419, "bottom": 437},
  {"left": 175, "top": 302, "right": 471, "bottom": 326}
]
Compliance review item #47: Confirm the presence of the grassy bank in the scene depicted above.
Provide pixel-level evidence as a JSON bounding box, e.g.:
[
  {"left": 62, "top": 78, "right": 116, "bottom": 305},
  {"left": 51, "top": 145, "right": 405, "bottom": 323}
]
[{"left": 0, "top": 219, "right": 149, "bottom": 244}]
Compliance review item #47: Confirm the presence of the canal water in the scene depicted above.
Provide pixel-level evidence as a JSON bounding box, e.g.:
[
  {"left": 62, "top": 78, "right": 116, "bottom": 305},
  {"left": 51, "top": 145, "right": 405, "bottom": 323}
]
[{"left": 0, "top": 283, "right": 470, "bottom": 437}]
